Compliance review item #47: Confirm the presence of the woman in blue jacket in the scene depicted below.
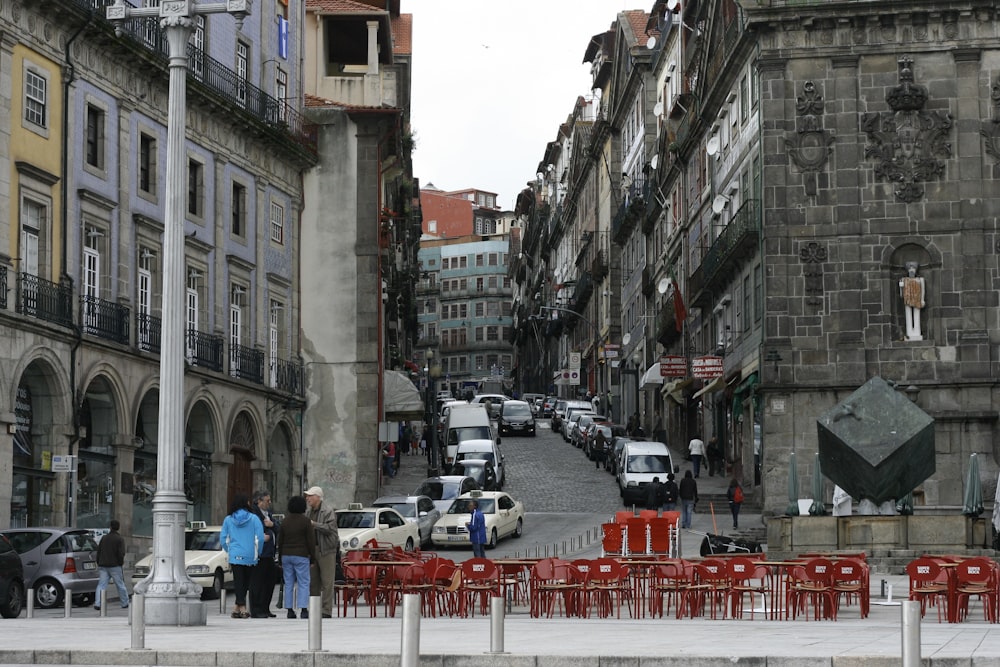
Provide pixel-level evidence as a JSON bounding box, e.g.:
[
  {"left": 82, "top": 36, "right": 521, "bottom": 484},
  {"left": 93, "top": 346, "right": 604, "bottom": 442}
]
[{"left": 221, "top": 493, "right": 265, "bottom": 618}]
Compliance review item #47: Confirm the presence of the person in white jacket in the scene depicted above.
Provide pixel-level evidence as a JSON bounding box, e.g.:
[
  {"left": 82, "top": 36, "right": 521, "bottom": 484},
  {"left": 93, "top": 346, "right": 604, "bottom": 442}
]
[{"left": 688, "top": 436, "right": 705, "bottom": 478}]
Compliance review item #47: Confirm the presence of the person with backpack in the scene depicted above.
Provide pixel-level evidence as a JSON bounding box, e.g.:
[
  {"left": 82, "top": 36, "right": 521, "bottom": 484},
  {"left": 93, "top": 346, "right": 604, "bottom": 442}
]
[
  {"left": 727, "top": 478, "right": 745, "bottom": 529},
  {"left": 662, "top": 473, "right": 679, "bottom": 511}
]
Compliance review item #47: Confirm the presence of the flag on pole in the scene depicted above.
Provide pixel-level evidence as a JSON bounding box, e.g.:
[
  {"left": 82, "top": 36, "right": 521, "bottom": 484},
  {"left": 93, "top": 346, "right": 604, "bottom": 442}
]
[{"left": 670, "top": 269, "right": 687, "bottom": 332}]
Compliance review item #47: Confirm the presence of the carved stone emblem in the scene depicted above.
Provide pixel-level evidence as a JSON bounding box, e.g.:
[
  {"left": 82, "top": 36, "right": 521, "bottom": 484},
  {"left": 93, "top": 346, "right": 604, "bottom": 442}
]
[
  {"left": 799, "top": 242, "right": 828, "bottom": 306},
  {"left": 861, "top": 56, "right": 952, "bottom": 203},
  {"left": 980, "top": 78, "right": 1000, "bottom": 163},
  {"left": 785, "top": 82, "right": 835, "bottom": 196}
]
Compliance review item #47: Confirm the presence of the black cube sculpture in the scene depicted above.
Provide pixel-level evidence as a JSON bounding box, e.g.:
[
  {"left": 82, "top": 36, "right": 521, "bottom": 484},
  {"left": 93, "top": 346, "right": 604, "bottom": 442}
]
[{"left": 816, "top": 376, "right": 935, "bottom": 505}]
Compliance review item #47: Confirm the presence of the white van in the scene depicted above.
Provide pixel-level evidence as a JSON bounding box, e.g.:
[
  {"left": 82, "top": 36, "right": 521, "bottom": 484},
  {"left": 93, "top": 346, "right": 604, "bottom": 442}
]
[
  {"left": 454, "top": 439, "right": 506, "bottom": 489},
  {"left": 617, "top": 441, "right": 677, "bottom": 507},
  {"left": 442, "top": 403, "right": 495, "bottom": 473}
]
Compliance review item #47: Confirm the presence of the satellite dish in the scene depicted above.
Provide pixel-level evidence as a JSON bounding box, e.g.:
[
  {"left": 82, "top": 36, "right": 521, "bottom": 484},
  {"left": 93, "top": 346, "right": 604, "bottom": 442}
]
[
  {"left": 706, "top": 135, "right": 720, "bottom": 156},
  {"left": 657, "top": 277, "right": 670, "bottom": 294},
  {"left": 651, "top": 155, "right": 660, "bottom": 171},
  {"left": 712, "top": 195, "right": 728, "bottom": 215},
  {"left": 622, "top": 333, "right": 631, "bottom": 346},
  {"left": 666, "top": 0, "right": 680, "bottom": 12},
  {"left": 653, "top": 102, "right": 664, "bottom": 117},
  {"left": 646, "top": 36, "right": 657, "bottom": 50}
]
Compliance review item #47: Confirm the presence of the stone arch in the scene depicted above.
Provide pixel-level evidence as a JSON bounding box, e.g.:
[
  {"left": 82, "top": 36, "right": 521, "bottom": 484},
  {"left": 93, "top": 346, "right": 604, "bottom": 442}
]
[
  {"left": 266, "top": 420, "right": 300, "bottom": 506},
  {"left": 185, "top": 397, "right": 221, "bottom": 524},
  {"left": 226, "top": 409, "right": 262, "bottom": 507},
  {"left": 77, "top": 370, "right": 128, "bottom": 531}
]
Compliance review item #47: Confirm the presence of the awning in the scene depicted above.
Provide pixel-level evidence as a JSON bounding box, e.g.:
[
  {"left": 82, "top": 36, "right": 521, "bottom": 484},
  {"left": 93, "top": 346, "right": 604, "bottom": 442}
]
[
  {"left": 662, "top": 378, "right": 693, "bottom": 403},
  {"left": 692, "top": 376, "right": 725, "bottom": 399},
  {"left": 732, "top": 372, "right": 760, "bottom": 420},
  {"left": 384, "top": 370, "right": 425, "bottom": 418},
  {"left": 640, "top": 363, "right": 664, "bottom": 390}
]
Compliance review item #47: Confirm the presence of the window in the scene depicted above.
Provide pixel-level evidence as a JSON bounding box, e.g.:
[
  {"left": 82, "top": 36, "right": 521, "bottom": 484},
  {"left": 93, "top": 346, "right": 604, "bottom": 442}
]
[
  {"left": 191, "top": 16, "right": 205, "bottom": 78},
  {"left": 743, "top": 275, "right": 751, "bottom": 333},
  {"left": 139, "top": 133, "right": 156, "bottom": 194},
  {"left": 486, "top": 326, "right": 499, "bottom": 342},
  {"left": 476, "top": 254, "right": 484, "bottom": 267},
  {"left": 488, "top": 253, "right": 498, "bottom": 266},
  {"left": 753, "top": 264, "right": 762, "bottom": 322},
  {"left": 236, "top": 41, "right": 249, "bottom": 106},
  {"left": 270, "top": 201, "right": 284, "bottom": 243},
  {"left": 137, "top": 249, "right": 153, "bottom": 316},
  {"left": 82, "top": 229, "right": 103, "bottom": 331},
  {"left": 739, "top": 75, "right": 749, "bottom": 123},
  {"left": 475, "top": 355, "right": 484, "bottom": 370},
  {"left": 475, "top": 302, "right": 484, "bottom": 317},
  {"left": 229, "top": 285, "right": 244, "bottom": 377},
  {"left": 187, "top": 159, "right": 203, "bottom": 217},
  {"left": 20, "top": 200, "right": 43, "bottom": 276},
  {"left": 85, "top": 104, "right": 105, "bottom": 170},
  {"left": 476, "top": 277, "right": 484, "bottom": 292},
  {"left": 269, "top": 300, "right": 283, "bottom": 386},
  {"left": 460, "top": 256, "right": 467, "bottom": 268},
  {"left": 487, "top": 276, "right": 497, "bottom": 289},
  {"left": 186, "top": 270, "right": 201, "bottom": 361},
  {"left": 275, "top": 68, "right": 287, "bottom": 122},
  {"left": 232, "top": 183, "right": 246, "bottom": 236},
  {"left": 24, "top": 69, "right": 47, "bottom": 128}
]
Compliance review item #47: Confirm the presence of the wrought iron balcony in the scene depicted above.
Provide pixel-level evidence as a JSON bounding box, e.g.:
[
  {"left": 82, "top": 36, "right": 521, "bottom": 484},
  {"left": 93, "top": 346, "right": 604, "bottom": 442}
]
[
  {"left": 230, "top": 343, "right": 265, "bottom": 384},
  {"left": 136, "top": 313, "right": 161, "bottom": 354},
  {"left": 186, "top": 330, "right": 225, "bottom": 372},
  {"left": 17, "top": 273, "right": 73, "bottom": 328},
  {"left": 572, "top": 271, "right": 593, "bottom": 312},
  {"left": 592, "top": 248, "right": 609, "bottom": 282},
  {"left": 271, "top": 356, "right": 304, "bottom": 396},
  {"left": 81, "top": 295, "right": 130, "bottom": 344},
  {"left": 702, "top": 199, "right": 761, "bottom": 291},
  {"left": 656, "top": 293, "right": 681, "bottom": 346},
  {"left": 0, "top": 265, "right": 6, "bottom": 310}
]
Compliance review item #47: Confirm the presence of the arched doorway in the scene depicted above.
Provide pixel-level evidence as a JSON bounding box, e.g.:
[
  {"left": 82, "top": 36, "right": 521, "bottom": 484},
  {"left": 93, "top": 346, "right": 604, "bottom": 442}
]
[
  {"left": 78, "top": 375, "right": 120, "bottom": 530},
  {"left": 268, "top": 422, "right": 297, "bottom": 507},
  {"left": 132, "top": 390, "right": 159, "bottom": 537},
  {"left": 227, "top": 412, "right": 256, "bottom": 508},
  {"left": 12, "top": 359, "right": 66, "bottom": 527},
  {"left": 185, "top": 401, "right": 217, "bottom": 523}
]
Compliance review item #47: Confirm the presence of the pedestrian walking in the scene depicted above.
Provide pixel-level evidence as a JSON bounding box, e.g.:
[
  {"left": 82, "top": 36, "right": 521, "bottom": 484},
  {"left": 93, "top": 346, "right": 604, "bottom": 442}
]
[
  {"left": 679, "top": 470, "right": 699, "bottom": 529},
  {"left": 221, "top": 493, "right": 265, "bottom": 619},
  {"left": 727, "top": 478, "right": 744, "bottom": 529},
  {"left": 278, "top": 494, "right": 316, "bottom": 619},
  {"left": 466, "top": 499, "right": 487, "bottom": 559},
  {"left": 662, "top": 473, "right": 679, "bottom": 511},
  {"left": 94, "top": 519, "right": 130, "bottom": 610},
  {"left": 688, "top": 435, "right": 705, "bottom": 478},
  {"left": 707, "top": 437, "right": 725, "bottom": 477},
  {"left": 593, "top": 427, "right": 607, "bottom": 470},
  {"left": 646, "top": 476, "right": 665, "bottom": 511}
]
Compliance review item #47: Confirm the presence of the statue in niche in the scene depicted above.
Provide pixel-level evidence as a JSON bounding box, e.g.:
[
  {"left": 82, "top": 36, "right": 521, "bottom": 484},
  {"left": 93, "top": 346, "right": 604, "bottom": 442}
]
[{"left": 898, "top": 262, "right": 925, "bottom": 341}]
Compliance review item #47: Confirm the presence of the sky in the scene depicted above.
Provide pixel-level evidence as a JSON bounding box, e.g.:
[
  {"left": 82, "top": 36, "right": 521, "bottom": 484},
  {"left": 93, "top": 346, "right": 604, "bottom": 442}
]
[{"left": 409, "top": 1, "right": 645, "bottom": 210}]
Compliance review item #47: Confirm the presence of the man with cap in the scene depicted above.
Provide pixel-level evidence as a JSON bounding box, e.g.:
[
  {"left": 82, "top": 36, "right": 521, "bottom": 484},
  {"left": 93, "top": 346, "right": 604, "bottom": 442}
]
[{"left": 304, "top": 486, "right": 338, "bottom": 618}]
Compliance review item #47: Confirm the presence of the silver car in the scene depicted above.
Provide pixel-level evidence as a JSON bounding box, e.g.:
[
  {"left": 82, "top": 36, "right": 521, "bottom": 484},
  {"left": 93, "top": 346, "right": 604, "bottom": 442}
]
[
  {"left": 372, "top": 495, "right": 441, "bottom": 546},
  {"left": 0, "top": 528, "right": 99, "bottom": 608}
]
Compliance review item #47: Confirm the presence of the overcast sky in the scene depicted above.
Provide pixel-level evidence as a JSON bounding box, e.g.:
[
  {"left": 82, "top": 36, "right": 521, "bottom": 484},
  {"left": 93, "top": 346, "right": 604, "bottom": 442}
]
[{"left": 409, "top": 1, "right": 644, "bottom": 210}]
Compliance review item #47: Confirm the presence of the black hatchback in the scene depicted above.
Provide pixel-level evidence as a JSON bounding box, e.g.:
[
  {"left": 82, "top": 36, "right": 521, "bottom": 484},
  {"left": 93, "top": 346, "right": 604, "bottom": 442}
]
[{"left": 0, "top": 533, "right": 25, "bottom": 618}]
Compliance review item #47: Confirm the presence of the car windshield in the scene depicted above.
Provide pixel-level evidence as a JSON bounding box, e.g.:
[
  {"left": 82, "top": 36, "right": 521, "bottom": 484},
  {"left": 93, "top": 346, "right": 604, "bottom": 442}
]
[
  {"left": 459, "top": 451, "right": 494, "bottom": 464},
  {"left": 186, "top": 530, "right": 222, "bottom": 550},
  {"left": 376, "top": 502, "right": 415, "bottom": 518},
  {"left": 415, "top": 480, "right": 463, "bottom": 500},
  {"left": 503, "top": 404, "right": 531, "bottom": 417},
  {"left": 448, "top": 426, "right": 491, "bottom": 445},
  {"left": 337, "top": 512, "right": 376, "bottom": 529},
  {"left": 626, "top": 454, "right": 671, "bottom": 473},
  {"left": 447, "top": 499, "right": 496, "bottom": 514},
  {"left": 457, "top": 465, "right": 486, "bottom": 485}
]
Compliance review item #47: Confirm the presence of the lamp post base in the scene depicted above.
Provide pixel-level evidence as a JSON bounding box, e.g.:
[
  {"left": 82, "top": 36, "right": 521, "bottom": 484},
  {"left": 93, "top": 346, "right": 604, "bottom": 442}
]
[{"left": 427, "top": 466, "right": 440, "bottom": 477}]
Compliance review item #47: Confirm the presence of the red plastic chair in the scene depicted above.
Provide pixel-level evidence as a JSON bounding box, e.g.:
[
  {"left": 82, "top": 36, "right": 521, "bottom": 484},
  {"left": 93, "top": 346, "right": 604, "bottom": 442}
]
[
  {"left": 585, "top": 558, "right": 633, "bottom": 618},
  {"left": 954, "top": 558, "right": 998, "bottom": 623},
  {"left": 647, "top": 517, "right": 674, "bottom": 555},
  {"left": 727, "top": 556, "right": 769, "bottom": 619},
  {"left": 458, "top": 558, "right": 500, "bottom": 617},
  {"left": 683, "top": 560, "right": 730, "bottom": 619},
  {"left": 831, "top": 559, "right": 870, "bottom": 618},
  {"left": 649, "top": 561, "right": 690, "bottom": 618},
  {"left": 638, "top": 509, "right": 659, "bottom": 521},
  {"left": 625, "top": 517, "right": 649, "bottom": 556},
  {"left": 615, "top": 510, "right": 635, "bottom": 524},
  {"left": 787, "top": 558, "right": 837, "bottom": 621},
  {"left": 530, "top": 558, "right": 584, "bottom": 618},
  {"left": 601, "top": 522, "right": 624, "bottom": 556},
  {"left": 906, "top": 557, "right": 951, "bottom": 622},
  {"left": 424, "top": 557, "right": 460, "bottom": 617}
]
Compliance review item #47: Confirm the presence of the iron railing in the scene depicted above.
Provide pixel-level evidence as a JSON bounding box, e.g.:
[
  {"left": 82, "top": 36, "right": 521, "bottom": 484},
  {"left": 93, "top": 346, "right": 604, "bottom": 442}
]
[
  {"left": 136, "top": 313, "right": 161, "bottom": 354},
  {"left": 271, "top": 356, "right": 304, "bottom": 396},
  {"left": 186, "top": 330, "right": 225, "bottom": 372},
  {"left": 702, "top": 199, "right": 761, "bottom": 285},
  {"left": 17, "top": 273, "right": 73, "bottom": 327},
  {"left": 0, "top": 265, "right": 6, "bottom": 310},
  {"left": 230, "top": 343, "right": 265, "bottom": 384},
  {"left": 81, "top": 295, "right": 131, "bottom": 344}
]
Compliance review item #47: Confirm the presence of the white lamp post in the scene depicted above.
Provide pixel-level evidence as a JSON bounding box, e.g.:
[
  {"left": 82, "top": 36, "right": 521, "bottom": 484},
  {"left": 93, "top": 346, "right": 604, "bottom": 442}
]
[{"left": 106, "top": 0, "right": 251, "bottom": 626}]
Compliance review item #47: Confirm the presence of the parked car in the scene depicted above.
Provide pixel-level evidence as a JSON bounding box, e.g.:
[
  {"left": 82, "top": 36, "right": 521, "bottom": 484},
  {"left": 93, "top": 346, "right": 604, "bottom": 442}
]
[
  {"left": 413, "top": 475, "right": 482, "bottom": 513},
  {"left": 372, "top": 495, "right": 441, "bottom": 546},
  {"left": 441, "top": 403, "right": 495, "bottom": 473},
  {"left": 521, "top": 393, "right": 545, "bottom": 416},
  {"left": 606, "top": 435, "right": 634, "bottom": 475},
  {"left": 335, "top": 505, "right": 420, "bottom": 553},
  {"left": 132, "top": 522, "right": 231, "bottom": 600},
  {"left": 617, "top": 441, "right": 678, "bottom": 507},
  {"left": 0, "top": 528, "right": 100, "bottom": 608},
  {"left": 571, "top": 414, "right": 607, "bottom": 449},
  {"left": 498, "top": 399, "right": 536, "bottom": 437},
  {"left": 0, "top": 533, "right": 25, "bottom": 618},
  {"left": 584, "top": 423, "right": 625, "bottom": 461},
  {"left": 451, "top": 458, "right": 500, "bottom": 491},
  {"left": 470, "top": 394, "right": 509, "bottom": 419},
  {"left": 542, "top": 396, "right": 558, "bottom": 418},
  {"left": 431, "top": 490, "right": 525, "bottom": 549},
  {"left": 563, "top": 408, "right": 598, "bottom": 441},
  {"left": 454, "top": 439, "right": 506, "bottom": 489}
]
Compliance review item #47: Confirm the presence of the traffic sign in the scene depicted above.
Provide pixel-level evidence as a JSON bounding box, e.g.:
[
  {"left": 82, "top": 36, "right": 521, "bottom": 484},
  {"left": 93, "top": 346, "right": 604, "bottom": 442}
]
[
  {"left": 692, "top": 355, "right": 724, "bottom": 379},
  {"left": 659, "top": 355, "right": 687, "bottom": 377}
]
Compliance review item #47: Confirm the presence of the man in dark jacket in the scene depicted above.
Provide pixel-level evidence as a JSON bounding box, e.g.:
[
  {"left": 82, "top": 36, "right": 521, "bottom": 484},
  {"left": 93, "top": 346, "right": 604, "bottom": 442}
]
[
  {"left": 94, "top": 519, "right": 129, "bottom": 610},
  {"left": 249, "top": 490, "right": 279, "bottom": 617},
  {"left": 679, "top": 470, "right": 699, "bottom": 529},
  {"left": 645, "top": 477, "right": 666, "bottom": 511}
]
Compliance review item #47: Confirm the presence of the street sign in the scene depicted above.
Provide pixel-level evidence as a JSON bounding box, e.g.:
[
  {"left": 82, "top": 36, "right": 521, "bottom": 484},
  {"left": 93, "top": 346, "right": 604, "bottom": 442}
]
[
  {"left": 52, "top": 455, "right": 74, "bottom": 473},
  {"left": 659, "top": 355, "right": 687, "bottom": 377},
  {"left": 569, "top": 352, "right": 581, "bottom": 369},
  {"left": 692, "top": 355, "right": 724, "bottom": 379},
  {"left": 603, "top": 343, "right": 620, "bottom": 360},
  {"left": 555, "top": 369, "right": 581, "bottom": 385}
]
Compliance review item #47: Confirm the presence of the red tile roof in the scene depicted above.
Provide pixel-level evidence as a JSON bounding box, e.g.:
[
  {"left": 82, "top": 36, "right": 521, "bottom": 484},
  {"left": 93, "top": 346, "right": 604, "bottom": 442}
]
[
  {"left": 305, "top": 0, "right": 386, "bottom": 14},
  {"left": 623, "top": 9, "right": 655, "bottom": 43},
  {"left": 391, "top": 13, "right": 412, "bottom": 55}
]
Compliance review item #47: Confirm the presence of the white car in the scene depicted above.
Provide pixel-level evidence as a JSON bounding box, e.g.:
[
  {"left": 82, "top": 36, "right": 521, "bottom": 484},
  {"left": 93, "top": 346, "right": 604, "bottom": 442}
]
[
  {"left": 372, "top": 495, "right": 441, "bottom": 546},
  {"left": 131, "top": 523, "right": 231, "bottom": 599},
  {"left": 335, "top": 505, "right": 420, "bottom": 553},
  {"left": 431, "top": 491, "right": 525, "bottom": 549}
]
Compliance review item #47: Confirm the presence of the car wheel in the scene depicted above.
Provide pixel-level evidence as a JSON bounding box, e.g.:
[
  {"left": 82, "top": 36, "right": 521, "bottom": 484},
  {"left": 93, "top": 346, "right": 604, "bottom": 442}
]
[
  {"left": 0, "top": 579, "right": 24, "bottom": 618},
  {"left": 487, "top": 529, "right": 498, "bottom": 549},
  {"left": 405, "top": 537, "right": 415, "bottom": 552},
  {"left": 33, "top": 578, "right": 62, "bottom": 609},
  {"left": 513, "top": 518, "right": 523, "bottom": 539},
  {"left": 202, "top": 570, "right": 224, "bottom": 600}
]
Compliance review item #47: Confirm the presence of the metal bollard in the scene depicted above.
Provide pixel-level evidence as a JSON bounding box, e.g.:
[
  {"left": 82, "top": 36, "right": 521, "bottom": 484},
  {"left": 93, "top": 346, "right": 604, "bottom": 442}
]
[
  {"left": 306, "top": 595, "right": 323, "bottom": 652},
  {"left": 887, "top": 584, "right": 894, "bottom": 603},
  {"left": 219, "top": 589, "right": 228, "bottom": 615},
  {"left": 99, "top": 589, "right": 107, "bottom": 617},
  {"left": 399, "top": 593, "right": 421, "bottom": 667},
  {"left": 488, "top": 596, "right": 507, "bottom": 654},
  {"left": 130, "top": 594, "right": 146, "bottom": 651},
  {"left": 26, "top": 590, "right": 34, "bottom": 619},
  {"left": 901, "top": 600, "right": 921, "bottom": 667},
  {"left": 64, "top": 589, "right": 73, "bottom": 618}
]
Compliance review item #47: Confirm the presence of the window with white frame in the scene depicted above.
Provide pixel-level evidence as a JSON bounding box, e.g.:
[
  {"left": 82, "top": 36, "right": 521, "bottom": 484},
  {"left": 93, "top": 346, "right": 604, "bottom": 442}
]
[
  {"left": 191, "top": 16, "right": 205, "bottom": 78},
  {"left": 275, "top": 68, "right": 287, "bottom": 121},
  {"left": 475, "top": 355, "right": 484, "bottom": 370},
  {"left": 24, "top": 68, "right": 48, "bottom": 129},
  {"left": 269, "top": 299, "right": 282, "bottom": 386},
  {"left": 85, "top": 104, "right": 105, "bottom": 170},
  {"left": 20, "top": 200, "right": 43, "bottom": 276},
  {"left": 137, "top": 249, "right": 153, "bottom": 316},
  {"left": 187, "top": 158, "right": 204, "bottom": 217},
  {"left": 82, "top": 228, "right": 103, "bottom": 331},
  {"left": 270, "top": 201, "right": 284, "bottom": 243},
  {"left": 229, "top": 284, "right": 245, "bottom": 376},
  {"left": 236, "top": 41, "right": 249, "bottom": 106},
  {"left": 185, "top": 270, "right": 201, "bottom": 361}
]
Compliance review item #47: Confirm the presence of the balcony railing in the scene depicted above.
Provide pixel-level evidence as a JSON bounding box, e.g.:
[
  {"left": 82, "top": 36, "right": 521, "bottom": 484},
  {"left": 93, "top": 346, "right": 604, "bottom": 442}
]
[
  {"left": 136, "top": 313, "right": 161, "bottom": 354},
  {"left": 702, "top": 199, "right": 761, "bottom": 289},
  {"left": 81, "top": 0, "right": 316, "bottom": 156},
  {"left": 572, "top": 271, "right": 593, "bottom": 312},
  {"left": 271, "top": 356, "right": 304, "bottom": 396},
  {"left": 230, "top": 343, "right": 265, "bottom": 384},
  {"left": 17, "top": 273, "right": 73, "bottom": 328},
  {"left": 81, "top": 295, "right": 130, "bottom": 344},
  {"left": 186, "top": 330, "right": 225, "bottom": 372},
  {"left": 0, "top": 265, "right": 6, "bottom": 310}
]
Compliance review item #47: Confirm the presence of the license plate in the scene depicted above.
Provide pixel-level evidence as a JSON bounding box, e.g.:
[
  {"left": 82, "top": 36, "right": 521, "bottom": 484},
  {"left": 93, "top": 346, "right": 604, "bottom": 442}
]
[
  {"left": 83, "top": 562, "right": 97, "bottom": 570},
  {"left": 447, "top": 536, "right": 466, "bottom": 542}
]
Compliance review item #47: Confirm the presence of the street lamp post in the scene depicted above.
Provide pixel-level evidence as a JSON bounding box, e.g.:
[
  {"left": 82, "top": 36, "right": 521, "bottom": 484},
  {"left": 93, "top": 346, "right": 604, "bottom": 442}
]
[
  {"left": 426, "top": 350, "right": 441, "bottom": 476},
  {"left": 631, "top": 351, "right": 642, "bottom": 427},
  {"left": 107, "top": 0, "right": 250, "bottom": 627}
]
